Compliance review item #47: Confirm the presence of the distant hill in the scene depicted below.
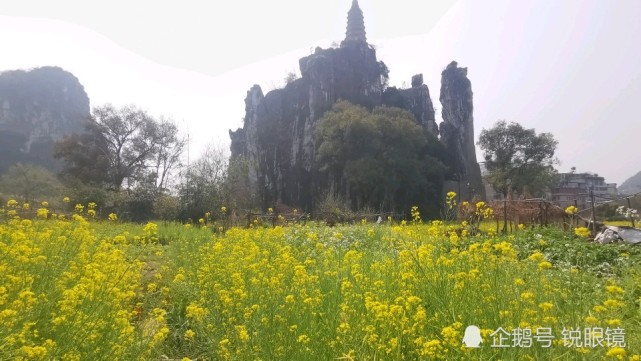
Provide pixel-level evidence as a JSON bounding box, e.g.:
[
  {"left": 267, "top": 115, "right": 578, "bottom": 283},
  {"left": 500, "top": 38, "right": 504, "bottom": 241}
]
[
  {"left": 619, "top": 171, "right": 641, "bottom": 195},
  {"left": 0, "top": 66, "right": 90, "bottom": 173}
]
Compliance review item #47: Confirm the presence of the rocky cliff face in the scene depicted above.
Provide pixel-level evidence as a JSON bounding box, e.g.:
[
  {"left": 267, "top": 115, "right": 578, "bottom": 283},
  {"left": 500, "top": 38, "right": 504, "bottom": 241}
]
[
  {"left": 382, "top": 74, "right": 438, "bottom": 136},
  {"left": 439, "top": 61, "right": 485, "bottom": 200},
  {"left": 0, "top": 66, "right": 90, "bottom": 173},
  {"left": 230, "top": 41, "right": 386, "bottom": 210},
  {"left": 230, "top": 2, "right": 484, "bottom": 210}
]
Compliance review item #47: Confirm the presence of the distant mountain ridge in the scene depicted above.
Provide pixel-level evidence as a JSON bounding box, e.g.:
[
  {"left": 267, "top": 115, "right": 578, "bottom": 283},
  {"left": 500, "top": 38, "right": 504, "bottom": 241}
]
[
  {"left": 619, "top": 171, "right": 641, "bottom": 195},
  {"left": 0, "top": 66, "right": 90, "bottom": 173}
]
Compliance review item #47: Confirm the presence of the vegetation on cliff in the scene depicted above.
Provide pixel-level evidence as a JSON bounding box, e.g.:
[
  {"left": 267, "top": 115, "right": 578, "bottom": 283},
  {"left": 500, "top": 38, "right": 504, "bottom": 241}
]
[{"left": 315, "top": 101, "right": 448, "bottom": 217}]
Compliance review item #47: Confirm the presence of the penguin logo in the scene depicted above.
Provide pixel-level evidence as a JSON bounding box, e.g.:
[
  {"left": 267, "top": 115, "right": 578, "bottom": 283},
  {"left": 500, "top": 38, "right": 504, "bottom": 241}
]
[{"left": 462, "top": 325, "right": 482, "bottom": 348}]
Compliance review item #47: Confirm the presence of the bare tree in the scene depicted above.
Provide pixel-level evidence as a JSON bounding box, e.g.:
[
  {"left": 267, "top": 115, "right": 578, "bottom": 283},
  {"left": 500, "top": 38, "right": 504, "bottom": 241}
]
[
  {"left": 152, "top": 118, "right": 186, "bottom": 191},
  {"left": 178, "top": 143, "right": 229, "bottom": 220},
  {"left": 56, "top": 104, "right": 184, "bottom": 191}
]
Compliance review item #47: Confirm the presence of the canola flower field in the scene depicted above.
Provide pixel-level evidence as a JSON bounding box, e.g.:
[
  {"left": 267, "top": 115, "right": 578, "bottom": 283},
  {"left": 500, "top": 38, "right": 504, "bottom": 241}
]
[{"left": 1, "top": 203, "right": 641, "bottom": 360}]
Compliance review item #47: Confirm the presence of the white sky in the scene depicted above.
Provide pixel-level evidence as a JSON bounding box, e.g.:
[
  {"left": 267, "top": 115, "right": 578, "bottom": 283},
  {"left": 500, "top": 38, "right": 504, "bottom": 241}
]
[{"left": 1, "top": 0, "right": 640, "bottom": 185}]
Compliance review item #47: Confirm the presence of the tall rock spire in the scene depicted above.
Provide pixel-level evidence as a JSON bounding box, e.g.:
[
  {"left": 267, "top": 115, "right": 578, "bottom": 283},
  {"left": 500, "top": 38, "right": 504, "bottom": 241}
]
[
  {"left": 440, "top": 61, "right": 486, "bottom": 201},
  {"left": 344, "top": 0, "right": 367, "bottom": 44}
]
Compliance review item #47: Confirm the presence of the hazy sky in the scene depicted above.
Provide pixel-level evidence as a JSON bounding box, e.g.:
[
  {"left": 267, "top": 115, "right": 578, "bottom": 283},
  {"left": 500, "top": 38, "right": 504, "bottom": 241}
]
[{"left": 1, "top": 0, "right": 640, "bottom": 184}]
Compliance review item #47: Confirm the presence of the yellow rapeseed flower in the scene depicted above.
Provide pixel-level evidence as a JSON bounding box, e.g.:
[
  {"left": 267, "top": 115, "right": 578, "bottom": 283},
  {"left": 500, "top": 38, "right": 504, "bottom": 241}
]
[
  {"left": 606, "top": 319, "right": 622, "bottom": 327},
  {"left": 237, "top": 325, "right": 250, "bottom": 341},
  {"left": 184, "top": 329, "right": 196, "bottom": 341},
  {"left": 20, "top": 346, "right": 48, "bottom": 359},
  {"left": 528, "top": 252, "right": 545, "bottom": 262},
  {"left": 521, "top": 291, "right": 535, "bottom": 301},
  {"left": 538, "top": 261, "right": 553, "bottom": 270},
  {"left": 538, "top": 302, "right": 554, "bottom": 311},
  {"left": 585, "top": 316, "right": 598, "bottom": 324},
  {"left": 574, "top": 227, "right": 591, "bottom": 238},
  {"left": 604, "top": 299, "right": 624, "bottom": 308},
  {"left": 606, "top": 285, "right": 624, "bottom": 295},
  {"left": 36, "top": 208, "right": 49, "bottom": 219},
  {"left": 606, "top": 347, "right": 626, "bottom": 359},
  {"left": 186, "top": 303, "right": 208, "bottom": 322}
]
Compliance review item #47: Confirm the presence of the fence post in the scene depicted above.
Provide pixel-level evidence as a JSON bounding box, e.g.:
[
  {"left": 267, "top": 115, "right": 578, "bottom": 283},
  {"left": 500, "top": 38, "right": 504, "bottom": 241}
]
[
  {"left": 503, "top": 199, "right": 508, "bottom": 234},
  {"left": 539, "top": 201, "right": 544, "bottom": 227},
  {"left": 573, "top": 199, "right": 578, "bottom": 227},
  {"left": 590, "top": 188, "right": 597, "bottom": 237}
]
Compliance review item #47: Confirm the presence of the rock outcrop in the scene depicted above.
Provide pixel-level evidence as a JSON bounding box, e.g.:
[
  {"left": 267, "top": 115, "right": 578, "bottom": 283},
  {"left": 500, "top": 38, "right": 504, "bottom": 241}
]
[
  {"left": 230, "top": 2, "right": 484, "bottom": 210},
  {"left": 439, "top": 61, "right": 485, "bottom": 200},
  {"left": 0, "top": 66, "right": 90, "bottom": 173},
  {"left": 230, "top": 1, "right": 388, "bottom": 210},
  {"left": 382, "top": 74, "right": 438, "bottom": 135}
]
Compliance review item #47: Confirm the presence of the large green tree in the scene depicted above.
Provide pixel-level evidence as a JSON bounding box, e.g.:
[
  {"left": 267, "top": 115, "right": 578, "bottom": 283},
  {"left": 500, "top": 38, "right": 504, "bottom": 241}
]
[
  {"left": 478, "top": 120, "right": 558, "bottom": 198},
  {"left": 314, "top": 101, "right": 447, "bottom": 215}
]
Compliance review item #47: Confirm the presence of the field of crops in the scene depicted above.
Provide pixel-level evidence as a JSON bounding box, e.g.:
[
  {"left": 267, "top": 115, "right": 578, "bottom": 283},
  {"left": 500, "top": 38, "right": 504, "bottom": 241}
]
[{"left": 1, "top": 206, "right": 641, "bottom": 360}]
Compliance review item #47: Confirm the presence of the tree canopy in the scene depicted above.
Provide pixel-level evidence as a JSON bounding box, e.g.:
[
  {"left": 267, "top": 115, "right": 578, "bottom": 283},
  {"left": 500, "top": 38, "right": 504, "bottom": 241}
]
[
  {"left": 55, "top": 104, "right": 184, "bottom": 192},
  {"left": 314, "top": 101, "right": 447, "bottom": 216},
  {"left": 478, "top": 120, "right": 558, "bottom": 198}
]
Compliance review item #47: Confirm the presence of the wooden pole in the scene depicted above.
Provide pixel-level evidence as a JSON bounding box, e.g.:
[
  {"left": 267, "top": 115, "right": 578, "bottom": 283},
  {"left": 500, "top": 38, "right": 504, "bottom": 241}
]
[
  {"left": 590, "top": 188, "right": 597, "bottom": 236},
  {"left": 503, "top": 199, "right": 508, "bottom": 234},
  {"left": 573, "top": 199, "right": 578, "bottom": 227},
  {"left": 539, "top": 201, "right": 544, "bottom": 227},
  {"left": 627, "top": 197, "right": 636, "bottom": 228}
]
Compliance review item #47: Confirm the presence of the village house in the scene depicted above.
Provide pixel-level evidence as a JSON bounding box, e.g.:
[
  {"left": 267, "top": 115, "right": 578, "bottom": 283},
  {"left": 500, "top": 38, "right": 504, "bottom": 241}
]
[{"left": 550, "top": 170, "right": 617, "bottom": 209}]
